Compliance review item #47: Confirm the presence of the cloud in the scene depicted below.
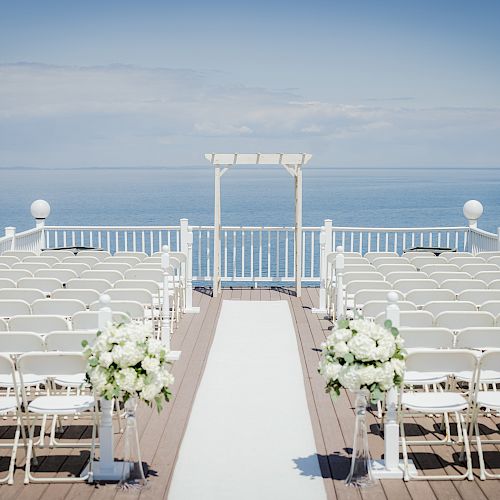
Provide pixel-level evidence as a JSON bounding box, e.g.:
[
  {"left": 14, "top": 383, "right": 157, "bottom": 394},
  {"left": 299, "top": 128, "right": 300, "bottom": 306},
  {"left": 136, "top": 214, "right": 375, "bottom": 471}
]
[{"left": 0, "top": 62, "right": 499, "bottom": 167}]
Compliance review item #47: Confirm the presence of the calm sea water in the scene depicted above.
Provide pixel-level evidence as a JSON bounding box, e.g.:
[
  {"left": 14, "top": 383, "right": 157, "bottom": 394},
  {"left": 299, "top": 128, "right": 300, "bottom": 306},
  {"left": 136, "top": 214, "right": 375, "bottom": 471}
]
[{"left": 1, "top": 167, "right": 500, "bottom": 233}]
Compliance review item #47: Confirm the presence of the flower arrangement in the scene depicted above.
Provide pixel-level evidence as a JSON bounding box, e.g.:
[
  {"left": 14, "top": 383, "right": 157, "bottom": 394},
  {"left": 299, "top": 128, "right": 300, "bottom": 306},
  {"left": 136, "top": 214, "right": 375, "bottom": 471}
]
[
  {"left": 82, "top": 322, "right": 174, "bottom": 411},
  {"left": 319, "top": 318, "right": 406, "bottom": 402}
]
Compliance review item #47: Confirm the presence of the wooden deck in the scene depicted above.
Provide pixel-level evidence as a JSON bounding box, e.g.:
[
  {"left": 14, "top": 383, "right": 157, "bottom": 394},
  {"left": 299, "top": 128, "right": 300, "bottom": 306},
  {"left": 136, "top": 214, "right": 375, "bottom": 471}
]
[{"left": 1, "top": 288, "right": 499, "bottom": 499}]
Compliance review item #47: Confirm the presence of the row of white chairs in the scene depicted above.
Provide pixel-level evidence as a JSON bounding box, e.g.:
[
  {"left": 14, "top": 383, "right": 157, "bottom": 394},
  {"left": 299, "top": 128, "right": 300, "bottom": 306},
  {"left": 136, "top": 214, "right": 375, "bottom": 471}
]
[{"left": 0, "top": 331, "right": 96, "bottom": 354}]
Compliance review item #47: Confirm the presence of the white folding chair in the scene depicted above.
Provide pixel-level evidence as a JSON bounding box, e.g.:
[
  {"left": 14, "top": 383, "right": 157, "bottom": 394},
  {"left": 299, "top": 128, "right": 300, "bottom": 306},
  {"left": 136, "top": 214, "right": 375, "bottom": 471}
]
[
  {"left": 0, "top": 256, "right": 20, "bottom": 266},
  {"left": 89, "top": 300, "right": 145, "bottom": 321},
  {"left": 80, "top": 270, "right": 123, "bottom": 284},
  {"left": 0, "top": 279, "right": 16, "bottom": 289},
  {"left": 51, "top": 288, "right": 100, "bottom": 306},
  {"left": 8, "top": 315, "right": 69, "bottom": 333},
  {"left": 458, "top": 289, "right": 500, "bottom": 306},
  {"left": 393, "top": 279, "right": 439, "bottom": 294},
  {"left": 435, "top": 311, "right": 495, "bottom": 331},
  {"left": 31, "top": 299, "right": 86, "bottom": 317},
  {"left": 420, "top": 263, "right": 460, "bottom": 274},
  {"left": 398, "top": 327, "right": 454, "bottom": 350},
  {"left": 376, "top": 310, "right": 434, "bottom": 327},
  {"left": 12, "top": 262, "right": 51, "bottom": 273},
  {"left": 93, "top": 262, "right": 132, "bottom": 274},
  {"left": 0, "top": 263, "right": 10, "bottom": 270},
  {"left": 17, "top": 352, "right": 97, "bottom": 484},
  {"left": 53, "top": 262, "right": 91, "bottom": 276},
  {"left": 428, "top": 271, "right": 472, "bottom": 285},
  {"left": 0, "top": 354, "right": 25, "bottom": 484},
  {"left": 0, "top": 269, "right": 33, "bottom": 282},
  {"left": 371, "top": 256, "right": 410, "bottom": 266},
  {"left": 486, "top": 256, "right": 500, "bottom": 266},
  {"left": 342, "top": 264, "right": 377, "bottom": 273},
  {"left": 422, "top": 301, "right": 476, "bottom": 316},
  {"left": 72, "top": 310, "right": 130, "bottom": 330},
  {"left": 23, "top": 256, "right": 60, "bottom": 266},
  {"left": 17, "top": 277, "right": 63, "bottom": 296},
  {"left": 66, "top": 278, "right": 113, "bottom": 293},
  {"left": 404, "top": 252, "right": 438, "bottom": 260},
  {"left": 461, "top": 264, "right": 499, "bottom": 276},
  {"left": 448, "top": 256, "right": 486, "bottom": 266},
  {"left": 477, "top": 252, "right": 500, "bottom": 259},
  {"left": 479, "top": 301, "right": 500, "bottom": 317},
  {"left": 0, "top": 332, "right": 45, "bottom": 355},
  {"left": 399, "top": 349, "right": 478, "bottom": 481},
  {"left": 2, "top": 251, "right": 36, "bottom": 259},
  {"left": 34, "top": 268, "right": 78, "bottom": 284},
  {"left": 470, "top": 350, "right": 500, "bottom": 480},
  {"left": 76, "top": 250, "right": 111, "bottom": 260},
  {"left": 475, "top": 271, "right": 500, "bottom": 285},
  {"left": 376, "top": 263, "right": 417, "bottom": 275},
  {"left": 441, "top": 279, "right": 487, "bottom": 294},
  {"left": 103, "top": 256, "right": 141, "bottom": 266},
  {"left": 489, "top": 280, "right": 500, "bottom": 290},
  {"left": 45, "top": 332, "right": 97, "bottom": 352},
  {"left": 0, "top": 299, "right": 31, "bottom": 318},
  {"left": 456, "top": 328, "right": 500, "bottom": 349},
  {"left": 113, "top": 251, "right": 147, "bottom": 261},
  {"left": 353, "top": 289, "right": 403, "bottom": 310},
  {"left": 440, "top": 251, "right": 475, "bottom": 261},
  {"left": 124, "top": 268, "right": 163, "bottom": 282},
  {"left": 0, "top": 288, "right": 45, "bottom": 304},
  {"left": 405, "top": 288, "right": 456, "bottom": 307},
  {"left": 0, "top": 318, "right": 6, "bottom": 331},
  {"left": 40, "top": 250, "right": 75, "bottom": 260},
  {"left": 364, "top": 251, "right": 398, "bottom": 262},
  {"left": 385, "top": 271, "right": 427, "bottom": 284},
  {"left": 361, "top": 300, "right": 416, "bottom": 318},
  {"left": 62, "top": 256, "right": 99, "bottom": 267},
  {"left": 343, "top": 271, "right": 384, "bottom": 285},
  {"left": 409, "top": 256, "right": 447, "bottom": 270}
]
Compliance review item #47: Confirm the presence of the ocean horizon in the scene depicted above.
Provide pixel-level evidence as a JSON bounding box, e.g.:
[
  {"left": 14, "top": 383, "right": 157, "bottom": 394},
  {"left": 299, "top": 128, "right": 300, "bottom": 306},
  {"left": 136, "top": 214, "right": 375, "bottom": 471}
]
[{"left": 1, "top": 166, "right": 499, "bottom": 233}]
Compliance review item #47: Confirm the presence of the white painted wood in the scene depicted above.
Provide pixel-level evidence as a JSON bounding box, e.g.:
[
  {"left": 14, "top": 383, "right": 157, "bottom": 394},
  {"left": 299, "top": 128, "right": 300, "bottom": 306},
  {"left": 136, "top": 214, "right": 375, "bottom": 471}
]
[{"left": 161, "top": 245, "right": 171, "bottom": 347}]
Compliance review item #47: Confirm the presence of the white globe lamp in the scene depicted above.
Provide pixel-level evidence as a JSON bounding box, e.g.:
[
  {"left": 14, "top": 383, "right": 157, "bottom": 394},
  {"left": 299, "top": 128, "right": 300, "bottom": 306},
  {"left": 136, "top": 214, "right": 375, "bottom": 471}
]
[
  {"left": 30, "top": 200, "right": 51, "bottom": 228},
  {"left": 463, "top": 200, "right": 483, "bottom": 228}
]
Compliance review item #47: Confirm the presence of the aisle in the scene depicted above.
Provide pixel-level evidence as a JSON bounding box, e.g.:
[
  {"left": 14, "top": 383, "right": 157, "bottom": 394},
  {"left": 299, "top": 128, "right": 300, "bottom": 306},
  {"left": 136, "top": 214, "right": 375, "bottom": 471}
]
[{"left": 168, "top": 300, "right": 326, "bottom": 500}]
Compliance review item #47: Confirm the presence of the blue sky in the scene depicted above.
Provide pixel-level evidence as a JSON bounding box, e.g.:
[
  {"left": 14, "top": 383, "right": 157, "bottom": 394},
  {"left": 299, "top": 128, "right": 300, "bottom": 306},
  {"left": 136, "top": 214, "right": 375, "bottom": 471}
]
[{"left": 0, "top": 0, "right": 499, "bottom": 167}]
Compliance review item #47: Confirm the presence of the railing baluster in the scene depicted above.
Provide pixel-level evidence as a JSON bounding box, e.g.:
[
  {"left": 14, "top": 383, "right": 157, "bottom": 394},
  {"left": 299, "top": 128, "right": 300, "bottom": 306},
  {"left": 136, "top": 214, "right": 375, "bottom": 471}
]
[
  {"left": 233, "top": 230, "right": 237, "bottom": 279},
  {"left": 250, "top": 231, "right": 254, "bottom": 279},
  {"left": 276, "top": 230, "right": 280, "bottom": 279},
  {"left": 259, "top": 230, "right": 263, "bottom": 278},
  {"left": 285, "top": 231, "right": 289, "bottom": 279},
  {"left": 242, "top": 230, "right": 245, "bottom": 278},
  {"left": 268, "top": 229, "right": 272, "bottom": 278},
  {"left": 224, "top": 231, "right": 228, "bottom": 279}
]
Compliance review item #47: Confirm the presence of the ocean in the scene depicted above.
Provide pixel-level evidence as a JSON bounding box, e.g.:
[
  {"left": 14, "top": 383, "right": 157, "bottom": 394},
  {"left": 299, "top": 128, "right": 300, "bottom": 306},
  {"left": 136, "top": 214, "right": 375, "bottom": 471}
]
[{"left": 1, "top": 167, "right": 500, "bottom": 233}]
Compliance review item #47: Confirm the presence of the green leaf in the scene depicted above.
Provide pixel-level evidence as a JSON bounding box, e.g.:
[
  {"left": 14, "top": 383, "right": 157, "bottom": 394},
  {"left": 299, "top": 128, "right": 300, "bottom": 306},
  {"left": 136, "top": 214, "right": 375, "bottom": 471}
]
[
  {"left": 384, "top": 319, "right": 392, "bottom": 329},
  {"left": 391, "top": 327, "right": 399, "bottom": 337},
  {"left": 337, "top": 319, "right": 349, "bottom": 329},
  {"left": 89, "top": 358, "right": 98, "bottom": 367},
  {"left": 371, "top": 386, "right": 383, "bottom": 403},
  {"left": 81, "top": 339, "right": 89, "bottom": 348},
  {"left": 343, "top": 353, "right": 354, "bottom": 364}
]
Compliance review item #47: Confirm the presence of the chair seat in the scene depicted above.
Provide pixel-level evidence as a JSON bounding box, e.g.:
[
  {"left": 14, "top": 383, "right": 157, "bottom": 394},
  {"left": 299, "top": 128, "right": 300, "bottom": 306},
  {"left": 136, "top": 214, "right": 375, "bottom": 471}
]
[
  {"left": 28, "top": 395, "right": 94, "bottom": 415},
  {"left": 402, "top": 391, "right": 469, "bottom": 413},
  {"left": 53, "top": 374, "right": 87, "bottom": 387},
  {"left": 404, "top": 371, "right": 448, "bottom": 384},
  {"left": 476, "top": 391, "right": 500, "bottom": 410},
  {"left": 0, "top": 396, "right": 18, "bottom": 414},
  {"left": 455, "top": 369, "right": 500, "bottom": 383},
  {"left": 0, "top": 373, "right": 45, "bottom": 388}
]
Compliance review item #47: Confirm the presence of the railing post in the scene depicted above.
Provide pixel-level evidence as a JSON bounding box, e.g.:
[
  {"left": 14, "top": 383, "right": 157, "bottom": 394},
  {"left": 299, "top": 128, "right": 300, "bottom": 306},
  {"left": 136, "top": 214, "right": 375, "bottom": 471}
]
[
  {"left": 372, "top": 291, "right": 415, "bottom": 478},
  {"left": 334, "top": 246, "right": 345, "bottom": 320},
  {"left": 184, "top": 230, "right": 200, "bottom": 314},
  {"left": 30, "top": 200, "right": 50, "bottom": 251},
  {"left": 313, "top": 223, "right": 328, "bottom": 314},
  {"left": 5, "top": 227, "right": 16, "bottom": 250},
  {"left": 161, "top": 245, "right": 171, "bottom": 348},
  {"left": 497, "top": 227, "right": 500, "bottom": 251},
  {"left": 97, "top": 294, "right": 113, "bottom": 330}
]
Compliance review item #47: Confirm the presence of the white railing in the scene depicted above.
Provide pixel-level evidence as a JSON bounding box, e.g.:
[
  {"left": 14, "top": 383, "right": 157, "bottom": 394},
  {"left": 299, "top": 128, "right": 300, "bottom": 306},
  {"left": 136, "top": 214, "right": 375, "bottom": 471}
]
[
  {"left": 0, "top": 234, "right": 14, "bottom": 253},
  {"left": 9, "top": 227, "right": 44, "bottom": 253},
  {"left": 468, "top": 227, "right": 499, "bottom": 253}
]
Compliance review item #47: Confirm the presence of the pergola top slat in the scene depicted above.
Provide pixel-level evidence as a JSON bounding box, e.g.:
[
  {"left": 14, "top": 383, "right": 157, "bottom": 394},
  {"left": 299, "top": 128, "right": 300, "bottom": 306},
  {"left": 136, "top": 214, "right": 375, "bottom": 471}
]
[{"left": 204, "top": 153, "right": 312, "bottom": 166}]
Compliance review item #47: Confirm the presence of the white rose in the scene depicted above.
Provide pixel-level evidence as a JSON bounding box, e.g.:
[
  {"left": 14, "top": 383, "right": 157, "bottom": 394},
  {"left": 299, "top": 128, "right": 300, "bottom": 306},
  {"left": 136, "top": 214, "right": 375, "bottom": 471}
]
[
  {"left": 116, "top": 367, "right": 138, "bottom": 394},
  {"left": 338, "top": 364, "right": 361, "bottom": 391},
  {"left": 99, "top": 351, "right": 113, "bottom": 368},
  {"left": 348, "top": 334, "right": 376, "bottom": 362},
  {"left": 142, "top": 356, "right": 161, "bottom": 374},
  {"left": 89, "top": 366, "right": 108, "bottom": 394},
  {"left": 333, "top": 328, "right": 352, "bottom": 342},
  {"left": 141, "top": 382, "right": 162, "bottom": 402},
  {"left": 358, "top": 365, "right": 381, "bottom": 386},
  {"left": 334, "top": 341, "right": 350, "bottom": 357}
]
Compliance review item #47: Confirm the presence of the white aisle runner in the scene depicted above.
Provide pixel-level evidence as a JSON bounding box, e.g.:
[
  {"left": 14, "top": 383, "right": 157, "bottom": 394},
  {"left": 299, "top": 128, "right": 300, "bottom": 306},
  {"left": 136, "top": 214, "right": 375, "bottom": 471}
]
[{"left": 168, "top": 300, "right": 326, "bottom": 500}]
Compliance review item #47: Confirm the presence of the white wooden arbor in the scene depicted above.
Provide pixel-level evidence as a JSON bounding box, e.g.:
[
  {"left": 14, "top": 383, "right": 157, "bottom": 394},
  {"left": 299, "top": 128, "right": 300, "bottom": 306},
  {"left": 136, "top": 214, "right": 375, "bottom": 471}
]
[{"left": 204, "top": 153, "right": 312, "bottom": 297}]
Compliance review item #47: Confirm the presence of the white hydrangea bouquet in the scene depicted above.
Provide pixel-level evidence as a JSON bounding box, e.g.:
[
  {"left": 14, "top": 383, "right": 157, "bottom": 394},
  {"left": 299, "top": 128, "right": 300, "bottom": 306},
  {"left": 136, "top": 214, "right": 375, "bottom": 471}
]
[
  {"left": 82, "top": 322, "right": 174, "bottom": 411},
  {"left": 319, "top": 318, "right": 406, "bottom": 403}
]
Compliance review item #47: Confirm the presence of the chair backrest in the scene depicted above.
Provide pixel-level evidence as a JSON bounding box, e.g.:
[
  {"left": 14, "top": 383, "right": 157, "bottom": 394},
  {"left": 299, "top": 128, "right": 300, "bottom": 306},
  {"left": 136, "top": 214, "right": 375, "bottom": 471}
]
[
  {"left": 353, "top": 289, "right": 404, "bottom": 307},
  {"left": 422, "top": 300, "right": 476, "bottom": 316},
  {"left": 0, "top": 318, "right": 6, "bottom": 331},
  {"left": 479, "top": 301, "right": 500, "bottom": 317},
  {"left": 0, "top": 263, "right": 9, "bottom": 270},
  {"left": 343, "top": 271, "right": 384, "bottom": 285},
  {"left": 486, "top": 256, "right": 500, "bottom": 266},
  {"left": 420, "top": 264, "right": 460, "bottom": 274},
  {"left": 0, "top": 288, "right": 45, "bottom": 304},
  {"left": 345, "top": 280, "right": 392, "bottom": 295},
  {"left": 0, "top": 353, "right": 18, "bottom": 390},
  {"left": 435, "top": 311, "right": 495, "bottom": 330},
  {"left": 375, "top": 264, "right": 417, "bottom": 275},
  {"left": 405, "top": 288, "right": 456, "bottom": 306},
  {"left": 440, "top": 251, "right": 474, "bottom": 260},
  {"left": 104, "top": 256, "right": 142, "bottom": 265},
  {"left": 40, "top": 250, "right": 75, "bottom": 260},
  {"left": 0, "top": 299, "right": 31, "bottom": 317},
  {"left": 0, "top": 256, "right": 20, "bottom": 266},
  {"left": 89, "top": 300, "right": 145, "bottom": 319},
  {"left": 93, "top": 262, "right": 133, "bottom": 273},
  {"left": 23, "top": 256, "right": 60, "bottom": 265},
  {"left": 0, "top": 278, "right": 16, "bottom": 289},
  {"left": 364, "top": 251, "right": 398, "bottom": 263},
  {"left": 45, "top": 331, "right": 97, "bottom": 351},
  {"left": 2, "top": 250, "right": 37, "bottom": 258},
  {"left": 408, "top": 256, "right": 447, "bottom": 270},
  {"left": 0, "top": 332, "right": 45, "bottom": 353},
  {"left": 441, "top": 279, "right": 488, "bottom": 294},
  {"left": 404, "top": 349, "right": 477, "bottom": 382},
  {"left": 474, "top": 271, "right": 500, "bottom": 285},
  {"left": 489, "top": 280, "right": 500, "bottom": 290},
  {"left": 362, "top": 300, "right": 416, "bottom": 318},
  {"left": 477, "top": 251, "right": 500, "bottom": 259},
  {"left": 112, "top": 279, "right": 161, "bottom": 295},
  {"left": 375, "top": 310, "right": 434, "bottom": 327},
  {"left": 371, "top": 257, "right": 410, "bottom": 266},
  {"left": 461, "top": 264, "right": 498, "bottom": 276},
  {"left": 428, "top": 272, "right": 472, "bottom": 285},
  {"left": 72, "top": 310, "right": 131, "bottom": 330},
  {"left": 62, "top": 255, "right": 100, "bottom": 267},
  {"left": 0, "top": 269, "right": 33, "bottom": 282},
  {"left": 8, "top": 314, "right": 69, "bottom": 333},
  {"left": 81, "top": 270, "right": 124, "bottom": 284},
  {"left": 124, "top": 268, "right": 163, "bottom": 283},
  {"left": 17, "top": 277, "right": 63, "bottom": 295},
  {"left": 53, "top": 262, "right": 91, "bottom": 276},
  {"left": 77, "top": 250, "right": 111, "bottom": 260},
  {"left": 393, "top": 279, "right": 439, "bottom": 294},
  {"left": 385, "top": 272, "right": 427, "bottom": 284},
  {"left": 132, "top": 262, "right": 162, "bottom": 269},
  {"left": 404, "top": 251, "right": 438, "bottom": 260},
  {"left": 399, "top": 327, "right": 454, "bottom": 349},
  {"left": 51, "top": 288, "right": 100, "bottom": 305},
  {"left": 448, "top": 256, "right": 486, "bottom": 266},
  {"left": 66, "top": 278, "right": 113, "bottom": 293},
  {"left": 31, "top": 298, "right": 86, "bottom": 316},
  {"left": 477, "top": 350, "right": 500, "bottom": 382},
  {"left": 458, "top": 289, "right": 500, "bottom": 305},
  {"left": 105, "top": 288, "right": 153, "bottom": 305},
  {"left": 342, "top": 264, "right": 377, "bottom": 273},
  {"left": 12, "top": 262, "right": 51, "bottom": 272},
  {"left": 456, "top": 328, "right": 500, "bottom": 349},
  {"left": 113, "top": 251, "right": 148, "bottom": 261},
  {"left": 17, "top": 352, "right": 87, "bottom": 379},
  {"left": 34, "top": 268, "right": 79, "bottom": 284}
]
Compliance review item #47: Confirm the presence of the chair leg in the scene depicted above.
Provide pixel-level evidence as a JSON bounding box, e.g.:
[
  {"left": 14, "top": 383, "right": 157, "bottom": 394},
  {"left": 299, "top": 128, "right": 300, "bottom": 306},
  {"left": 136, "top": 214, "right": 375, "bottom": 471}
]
[
  {"left": 400, "top": 420, "right": 411, "bottom": 481},
  {"left": 24, "top": 421, "right": 36, "bottom": 484}
]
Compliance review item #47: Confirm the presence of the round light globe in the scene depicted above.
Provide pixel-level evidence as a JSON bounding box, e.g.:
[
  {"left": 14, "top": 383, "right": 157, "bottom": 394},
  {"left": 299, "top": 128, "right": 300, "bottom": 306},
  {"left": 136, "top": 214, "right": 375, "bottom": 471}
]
[
  {"left": 30, "top": 199, "right": 51, "bottom": 220},
  {"left": 463, "top": 200, "right": 483, "bottom": 222},
  {"left": 387, "top": 291, "right": 399, "bottom": 303}
]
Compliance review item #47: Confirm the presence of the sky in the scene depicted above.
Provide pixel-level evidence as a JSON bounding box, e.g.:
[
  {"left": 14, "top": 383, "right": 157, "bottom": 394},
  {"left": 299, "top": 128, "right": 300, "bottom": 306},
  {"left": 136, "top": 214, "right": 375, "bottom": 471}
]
[{"left": 0, "top": 0, "right": 499, "bottom": 168}]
